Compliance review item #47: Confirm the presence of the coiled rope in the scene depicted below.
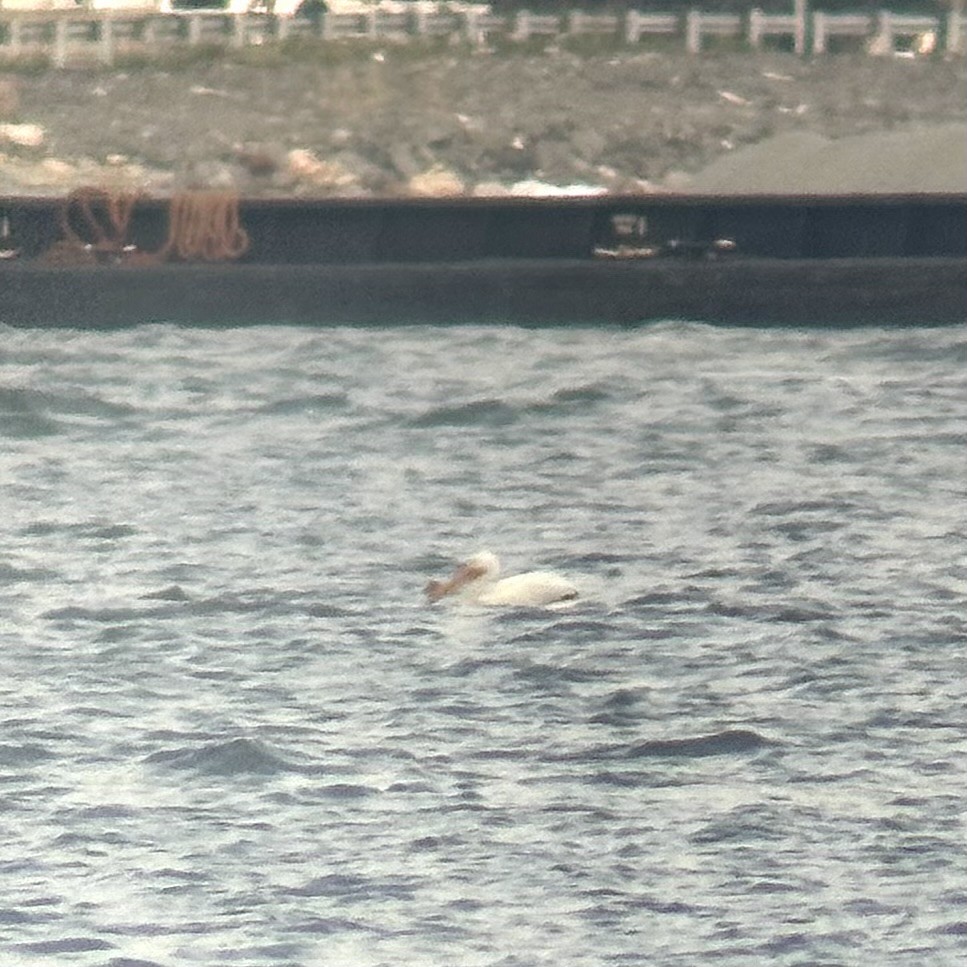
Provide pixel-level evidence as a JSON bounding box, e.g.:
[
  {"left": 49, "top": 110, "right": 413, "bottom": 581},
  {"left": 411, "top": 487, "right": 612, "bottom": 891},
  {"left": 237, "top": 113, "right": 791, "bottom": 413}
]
[
  {"left": 39, "top": 188, "right": 249, "bottom": 265},
  {"left": 62, "top": 186, "right": 141, "bottom": 252},
  {"left": 38, "top": 187, "right": 143, "bottom": 265},
  {"left": 161, "top": 191, "right": 249, "bottom": 262}
]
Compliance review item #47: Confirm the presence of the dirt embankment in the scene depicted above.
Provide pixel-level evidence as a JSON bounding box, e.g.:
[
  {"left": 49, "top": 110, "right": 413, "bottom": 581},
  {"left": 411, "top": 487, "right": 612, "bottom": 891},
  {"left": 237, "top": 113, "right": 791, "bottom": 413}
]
[{"left": 3, "top": 45, "right": 965, "bottom": 196}]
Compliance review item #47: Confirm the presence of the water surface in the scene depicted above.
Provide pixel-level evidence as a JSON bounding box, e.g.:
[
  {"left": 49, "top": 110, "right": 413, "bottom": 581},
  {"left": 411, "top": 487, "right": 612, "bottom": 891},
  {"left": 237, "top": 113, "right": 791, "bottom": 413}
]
[{"left": 1, "top": 323, "right": 965, "bottom": 966}]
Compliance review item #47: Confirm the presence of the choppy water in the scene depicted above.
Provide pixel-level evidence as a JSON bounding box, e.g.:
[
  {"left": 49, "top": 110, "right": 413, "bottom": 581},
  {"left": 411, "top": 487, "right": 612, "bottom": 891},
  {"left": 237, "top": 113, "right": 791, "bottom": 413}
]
[{"left": 1, "top": 322, "right": 965, "bottom": 967}]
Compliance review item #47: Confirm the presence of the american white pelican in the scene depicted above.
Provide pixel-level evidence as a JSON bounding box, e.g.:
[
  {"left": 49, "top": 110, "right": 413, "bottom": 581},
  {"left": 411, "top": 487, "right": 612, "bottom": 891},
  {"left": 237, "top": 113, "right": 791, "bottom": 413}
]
[{"left": 425, "top": 551, "right": 577, "bottom": 608}]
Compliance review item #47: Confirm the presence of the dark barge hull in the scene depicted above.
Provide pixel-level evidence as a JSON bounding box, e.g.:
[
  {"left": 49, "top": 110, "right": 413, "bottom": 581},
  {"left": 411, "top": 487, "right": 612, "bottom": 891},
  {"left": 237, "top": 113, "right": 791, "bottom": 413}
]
[
  {"left": 1, "top": 193, "right": 964, "bottom": 327},
  {"left": 3, "top": 257, "right": 965, "bottom": 328}
]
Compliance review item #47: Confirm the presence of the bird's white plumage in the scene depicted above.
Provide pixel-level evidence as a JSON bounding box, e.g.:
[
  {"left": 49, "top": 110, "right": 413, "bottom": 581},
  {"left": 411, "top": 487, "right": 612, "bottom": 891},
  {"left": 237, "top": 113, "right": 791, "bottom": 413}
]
[{"left": 425, "top": 551, "right": 577, "bottom": 608}]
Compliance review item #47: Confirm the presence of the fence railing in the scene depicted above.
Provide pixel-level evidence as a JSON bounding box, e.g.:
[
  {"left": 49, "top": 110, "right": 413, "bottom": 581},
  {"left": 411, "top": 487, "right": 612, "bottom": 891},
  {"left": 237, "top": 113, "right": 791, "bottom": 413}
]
[{"left": 0, "top": 8, "right": 963, "bottom": 68}]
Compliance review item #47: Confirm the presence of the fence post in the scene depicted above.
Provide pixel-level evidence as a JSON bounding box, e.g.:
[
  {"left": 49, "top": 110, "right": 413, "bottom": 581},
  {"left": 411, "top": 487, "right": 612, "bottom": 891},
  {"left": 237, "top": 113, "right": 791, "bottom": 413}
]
[
  {"left": 53, "top": 15, "right": 69, "bottom": 68},
  {"left": 794, "top": 0, "right": 808, "bottom": 55},
  {"left": 624, "top": 10, "right": 640, "bottom": 44},
  {"left": 948, "top": 6, "right": 964, "bottom": 54},
  {"left": 411, "top": 3, "right": 427, "bottom": 38},
  {"left": 748, "top": 7, "right": 762, "bottom": 48},
  {"left": 188, "top": 14, "right": 202, "bottom": 46},
  {"left": 276, "top": 13, "right": 289, "bottom": 43},
  {"left": 9, "top": 17, "right": 23, "bottom": 59},
  {"left": 232, "top": 13, "right": 246, "bottom": 49},
  {"left": 515, "top": 10, "right": 531, "bottom": 42},
  {"left": 142, "top": 15, "right": 157, "bottom": 49},
  {"left": 876, "top": 10, "right": 893, "bottom": 53},
  {"left": 685, "top": 10, "right": 701, "bottom": 53},
  {"left": 812, "top": 11, "right": 826, "bottom": 53},
  {"left": 99, "top": 16, "right": 115, "bottom": 67},
  {"left": 463, "top": 8, "right": 482, "bottom": 46}
]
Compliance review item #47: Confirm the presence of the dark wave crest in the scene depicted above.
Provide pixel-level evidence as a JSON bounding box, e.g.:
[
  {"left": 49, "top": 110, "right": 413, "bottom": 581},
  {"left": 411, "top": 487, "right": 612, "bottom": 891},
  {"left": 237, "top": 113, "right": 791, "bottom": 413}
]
[
  {"left": 0, "top": 384, "right": 136, "bottom": 439},
  {"left": 624, "top": 728, "right": 773, "bottom": 758},
  {"left": 408, "top": 398, "right": 518, "bottom": 428},
  {"left": 144, "top": 737, "right": 306, "bottom": 777},
  {"left": 553, "top": 729, "right": 773, "bottom": 763}
]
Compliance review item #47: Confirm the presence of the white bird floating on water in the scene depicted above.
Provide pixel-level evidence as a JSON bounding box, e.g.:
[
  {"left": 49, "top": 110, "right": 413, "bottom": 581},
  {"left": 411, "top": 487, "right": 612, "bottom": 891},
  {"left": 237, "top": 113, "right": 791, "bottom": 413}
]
[{"left": 425, "top": 551, "right": 577, "bottom": 608}]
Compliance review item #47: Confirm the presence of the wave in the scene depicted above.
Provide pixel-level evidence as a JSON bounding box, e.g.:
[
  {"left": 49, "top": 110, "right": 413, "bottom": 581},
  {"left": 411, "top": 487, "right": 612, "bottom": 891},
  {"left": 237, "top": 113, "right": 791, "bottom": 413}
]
[
  {"left": 511, "top": 659, "right": 603, "bottom": 689},
  {"left": 42, "top": 604, "right": 171, "bottom": 624},
  {"left": 529, "top": 382, "right": 616, "bottom": 415},
  {"left": 0, "top": 562, "right": 60, "bottom": 584},
  {"left": 624, "top": 729, "right": 773, "bottom": 759},
  {"left": 0, "top": 387, "right": 62, "bottom": 437},
  {"left": 12, "top": 938, "right": 115, "bottom": 954},
  {"left": 588, "top": 687, "right": 651, "bottom": 727},
  {"left": 285, "top": 872, "right": 416, "bottom": 901},
  {"left": 752, "top": 498, "right": 860, "bottom": 517},
  {"left": 24, "top": 520, "right": 138, "bottom": 541},
  {"left": 144, "top": 737, "right": 309, "bottom": 778},
  {"left": 139, "top": 584, "right": 192, "bottom": 602},
  {"left": 407, "top": 382, "right": 616, "bottom": 428},
  {"left": 407, "top": 398, "right": 518, "bottom": 428},
  {"left": 691, "top": 802, "right": 790, "bottom": 845},
  {"left": 553, "top": 729, "right": 773, "bottom": 764},
  {"left": 0, "top": 742, "right": 56, "bottom": 766},
  {"left": 703, "top": 599, "right": 839, "bottom": 624},
  {"left": 569, "top": 551, "right": 632, "bottom": 566},
  {"left": 43, "top": 588, "right": 351, "bottom": 624},
  {"left": 185, "top": 591, "right": 351, "bottom": 619},
  {"left": 0, "top": 384, "right": 136, "bottom": 439}
]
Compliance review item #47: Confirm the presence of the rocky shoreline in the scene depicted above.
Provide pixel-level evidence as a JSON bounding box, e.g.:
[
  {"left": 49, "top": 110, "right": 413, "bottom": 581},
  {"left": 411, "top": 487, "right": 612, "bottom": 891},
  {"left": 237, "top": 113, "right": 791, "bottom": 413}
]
[{"left": 3, "top": 45, "right": 965, "bottom": 197}]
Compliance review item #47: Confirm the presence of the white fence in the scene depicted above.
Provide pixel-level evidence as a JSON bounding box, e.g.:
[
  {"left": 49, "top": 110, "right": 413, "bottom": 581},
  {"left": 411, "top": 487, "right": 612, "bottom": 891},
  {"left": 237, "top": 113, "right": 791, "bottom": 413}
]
[{"left": 0, "top": 8, "right": 963, "bottom": 68}]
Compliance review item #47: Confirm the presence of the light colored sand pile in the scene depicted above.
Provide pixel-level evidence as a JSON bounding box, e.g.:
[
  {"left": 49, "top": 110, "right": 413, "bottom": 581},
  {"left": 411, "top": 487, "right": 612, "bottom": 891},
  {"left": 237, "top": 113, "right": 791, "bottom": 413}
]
[{"left": 688, "top": 123, "right": 966, "bottom": 194}]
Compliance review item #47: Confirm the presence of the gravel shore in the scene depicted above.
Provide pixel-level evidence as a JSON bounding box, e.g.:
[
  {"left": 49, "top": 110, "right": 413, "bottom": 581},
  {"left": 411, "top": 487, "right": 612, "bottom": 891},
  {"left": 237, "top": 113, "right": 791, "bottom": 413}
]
[{"left": 3, "top": 45, "right": 965, "bottom": 196}]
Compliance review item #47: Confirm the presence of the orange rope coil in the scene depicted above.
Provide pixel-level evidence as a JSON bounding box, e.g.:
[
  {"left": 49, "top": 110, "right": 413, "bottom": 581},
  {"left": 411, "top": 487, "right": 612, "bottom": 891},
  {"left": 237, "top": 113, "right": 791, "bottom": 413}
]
[
  {"left": 41, "top": 188, "right": 250, "bottom": 265},
  {"left": 161, "top": 192, "right": 250, "bottom": 262},
  {"left": 40, "top": 187, "right": 145, "bottom": 264}
]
